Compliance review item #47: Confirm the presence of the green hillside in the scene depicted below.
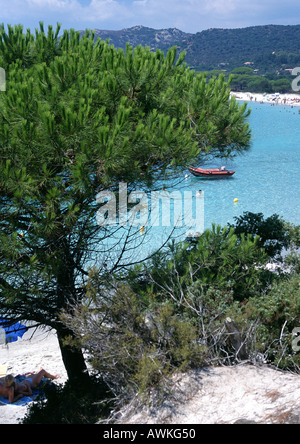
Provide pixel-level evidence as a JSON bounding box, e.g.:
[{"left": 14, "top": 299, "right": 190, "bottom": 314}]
[
  {"left": 87, "top": 24, "right": 300, "bottom": 73},
  {"left": 84, "top": 24, "right": 300, "bottom": 92},
  {"left": 183, "top": 25, "right": 300, "bottom": 72}
]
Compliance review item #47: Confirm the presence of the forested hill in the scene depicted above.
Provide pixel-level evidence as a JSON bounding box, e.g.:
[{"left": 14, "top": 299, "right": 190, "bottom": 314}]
[
  {"left": 183, "top": 25, "right": 300, "bottom": 72},
  {"left": 84, "top": 24, "right": 300, "bottom": 73}
]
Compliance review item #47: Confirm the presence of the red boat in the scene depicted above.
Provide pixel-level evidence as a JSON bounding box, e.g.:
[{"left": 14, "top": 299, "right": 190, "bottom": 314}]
[{"left": 189, "top": 167, "right": 235, "bottom": 179}]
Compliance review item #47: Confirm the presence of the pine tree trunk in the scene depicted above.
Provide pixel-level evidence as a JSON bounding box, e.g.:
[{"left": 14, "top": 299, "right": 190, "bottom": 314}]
[
  {"left": 55, "top": 250, "right": 90, "bottom": 385},
  {"left": 57, "top": 326, "right": 90, "bottom": 384}
]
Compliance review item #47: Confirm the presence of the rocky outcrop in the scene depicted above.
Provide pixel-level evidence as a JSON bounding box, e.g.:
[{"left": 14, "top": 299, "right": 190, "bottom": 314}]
[{"left": 82, "top": 26, "right": 191, "bottom": 53}]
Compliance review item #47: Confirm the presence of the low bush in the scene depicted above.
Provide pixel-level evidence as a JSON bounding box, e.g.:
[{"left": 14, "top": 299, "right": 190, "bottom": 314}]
[
  {"left": 62, "top": 282, "right": 206, "bottom": 406},
  {"left": 246, "top": 274, "right": 300, "bottom": 371},
  {"left": 22, "top": 220, "right": 300, "bottom": 423}
]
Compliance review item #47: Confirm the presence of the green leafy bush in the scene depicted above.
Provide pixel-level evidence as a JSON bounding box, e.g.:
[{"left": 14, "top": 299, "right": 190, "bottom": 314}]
[
  {"left": 28, "top": 221, "right": 300, "bottom": 423},
  {"left": 141, "top": 224, "right": 270, "bottom": 303},
  {"left": 246, "top": 274, "right": 300, "bottom": 370},
  {"left": 62, "top": 282, "right": 206, "bottom": 404},
  {"left": 229, "top": 212, "right": 289, "bottom": 259}
]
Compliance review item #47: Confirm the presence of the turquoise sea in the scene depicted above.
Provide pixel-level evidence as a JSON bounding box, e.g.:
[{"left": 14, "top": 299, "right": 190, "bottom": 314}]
[
  {"left": 101, "top": 101, "right": 300, "bottom": 265},
  {"left": 187, "top": 101, "right": 300, "bottom": 229}
]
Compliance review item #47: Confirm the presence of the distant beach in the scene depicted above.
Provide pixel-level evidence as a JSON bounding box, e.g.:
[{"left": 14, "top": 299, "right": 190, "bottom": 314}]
[{"left": 231, "top": 91, "right": 300, "bottom": 107}]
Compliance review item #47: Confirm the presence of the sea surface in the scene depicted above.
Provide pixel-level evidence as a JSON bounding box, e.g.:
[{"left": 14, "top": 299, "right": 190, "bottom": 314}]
[
  {"left": 100, "top": 101, "right": 300, "bottom": 266},
  {"left": 195, "top": 101, "right": 300, "bottom": 229}
]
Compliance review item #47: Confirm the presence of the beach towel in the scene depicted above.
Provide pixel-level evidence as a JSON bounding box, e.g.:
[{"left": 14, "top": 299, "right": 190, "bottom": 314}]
[
  {"left": 0, "top": 372, "right": 49, "bottom": 406},
  {"left": 0, "top": 365, "right": 7, "bottom": 378}
]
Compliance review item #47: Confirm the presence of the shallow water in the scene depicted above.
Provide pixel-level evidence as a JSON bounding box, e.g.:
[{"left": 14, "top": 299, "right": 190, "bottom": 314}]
[
  {"left": 188, "top": 101, "right": 300, "bottom": 228},
  {"left": 98, "top": 101, "right": 300, "bottom": 265}
]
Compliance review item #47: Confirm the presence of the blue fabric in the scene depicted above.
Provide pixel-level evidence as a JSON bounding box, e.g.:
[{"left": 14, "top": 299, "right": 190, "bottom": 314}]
[
  {"left": 0, "top": 317, "right": 27, "bottom": 343},
  {"left": 0, "top": 395, "right": 34, "bottom": 406}
]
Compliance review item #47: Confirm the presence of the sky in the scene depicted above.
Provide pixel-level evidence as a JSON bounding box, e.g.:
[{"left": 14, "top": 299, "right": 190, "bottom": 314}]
[{"left": 0, "top": 0, "right": 300, "bottom": 34}]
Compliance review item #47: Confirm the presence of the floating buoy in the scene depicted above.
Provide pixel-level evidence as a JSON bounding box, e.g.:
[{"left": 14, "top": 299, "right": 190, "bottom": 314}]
[{"left": 234, "top": 198, "right": 239, "bottom": 203}]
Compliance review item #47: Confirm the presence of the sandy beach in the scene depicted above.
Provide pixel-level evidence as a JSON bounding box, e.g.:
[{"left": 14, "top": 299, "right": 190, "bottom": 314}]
[
  {"left": 1, "top": 325, "right": 300, "bottom": 424},
  {"left": 119, "top": 365, "right": 300, "bottom": 425},
  {"left": 0, "top": 327, "right": 67, "bottom": 424},
  {"left": 231, "top": 91, "right": 300, "bottom": 106}
]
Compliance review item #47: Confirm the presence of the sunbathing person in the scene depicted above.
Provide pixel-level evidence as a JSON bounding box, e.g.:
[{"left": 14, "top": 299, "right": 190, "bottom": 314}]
[
  {"left": 0, "top": 376, "right": 25, "bottom": 404},
  {"left": 0, "top": 368, "right": 60, "bottom": 403},
  {"left": 1, "top": 377, "right": 14, "bottom": 403}
]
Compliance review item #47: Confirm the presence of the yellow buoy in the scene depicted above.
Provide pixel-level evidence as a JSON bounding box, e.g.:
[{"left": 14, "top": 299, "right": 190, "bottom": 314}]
[{"left": 234, "top": 198, "right": 239, "bottom": 203}]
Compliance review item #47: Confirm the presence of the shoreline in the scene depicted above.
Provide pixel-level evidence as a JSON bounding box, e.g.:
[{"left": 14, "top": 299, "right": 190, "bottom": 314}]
[{"left": 230, "top": 91, "right": 300, "bottom": 107}]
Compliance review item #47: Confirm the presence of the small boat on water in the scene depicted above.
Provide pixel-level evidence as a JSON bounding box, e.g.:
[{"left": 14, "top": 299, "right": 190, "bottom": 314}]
[{"left": 189, "top": 166, "right": 235, "bottom": 179}]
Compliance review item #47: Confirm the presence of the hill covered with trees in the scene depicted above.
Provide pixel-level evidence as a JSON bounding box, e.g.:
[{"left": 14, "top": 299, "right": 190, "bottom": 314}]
[
  {"left": 88, "top": 24, "right": 300, "bottom": 73},
  {"left": 86, "top": 24, "right": 300, "bottom": 93}
]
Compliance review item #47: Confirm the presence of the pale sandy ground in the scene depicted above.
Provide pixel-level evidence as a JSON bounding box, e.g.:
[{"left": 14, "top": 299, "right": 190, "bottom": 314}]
[
  {"left": 1, "top": 327, "right": 300, "bottom": 424},
  {"left": 231, "top": 91, "right": 300, "bottom": 106},
  {"left": 0, "top": 327, "right": 67, "bottom": 425},
  {"left": 118, "top": 365, "right": 300, "bottom": 425}
]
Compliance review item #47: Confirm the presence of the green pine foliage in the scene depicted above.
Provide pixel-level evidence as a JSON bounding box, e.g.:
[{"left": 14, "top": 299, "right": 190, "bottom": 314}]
[
  {"left": 0, "top": 23, "right": 251, "bottom": 382},
  {"left": 229, "top": 211, "right": 290, "bottom": 259},
  {"left": 136, "top": 224, "right": 270, "bottom": 303}
]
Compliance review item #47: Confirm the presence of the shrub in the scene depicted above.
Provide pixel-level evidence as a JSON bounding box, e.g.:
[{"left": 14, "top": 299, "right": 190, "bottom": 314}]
[
  {"left": 230, "top": 212, "right": 290, "bottom": 259},
  {"left": 140, "top": 224, "right": 270, "bottom": 303},
  {"left": 62, "top": 282, "right": 206, "bottom": 405},
  {"left": 246, "top": 274, "right": 300, "bottom": 371},
  {"left": 45, "top": 222, "right": 299, "bottom": 422}
]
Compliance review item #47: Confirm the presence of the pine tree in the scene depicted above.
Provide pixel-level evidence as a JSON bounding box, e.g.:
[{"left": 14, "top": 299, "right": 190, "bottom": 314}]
[{"left": 0, "top": 24, "right": 251, "bottom": 383}]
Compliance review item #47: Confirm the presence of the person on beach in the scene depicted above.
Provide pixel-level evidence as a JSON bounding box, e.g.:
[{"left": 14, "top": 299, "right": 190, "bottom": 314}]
[{"left": 0, "top": 368, "right": 60, "bottom": 403}]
